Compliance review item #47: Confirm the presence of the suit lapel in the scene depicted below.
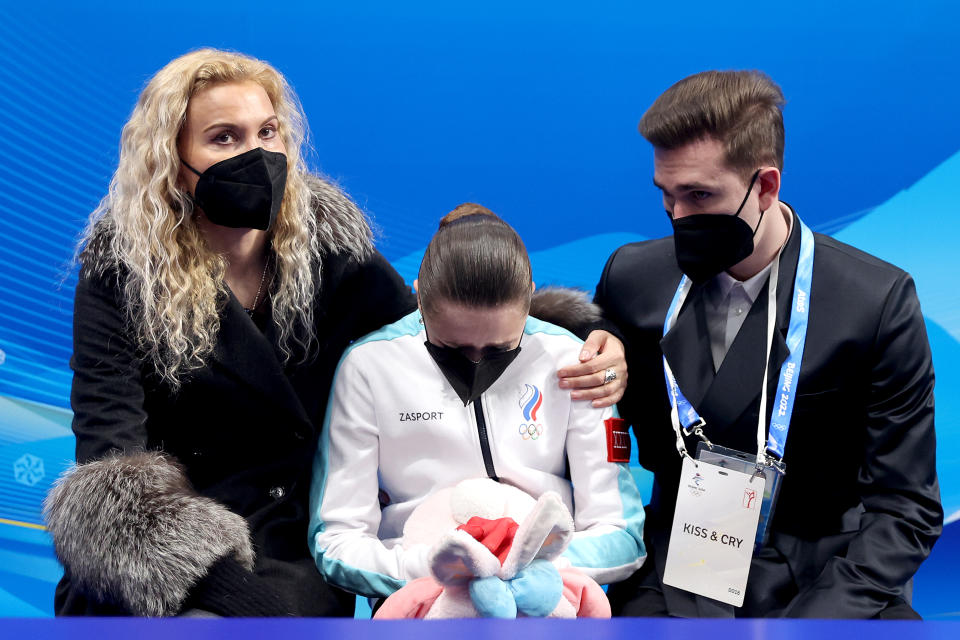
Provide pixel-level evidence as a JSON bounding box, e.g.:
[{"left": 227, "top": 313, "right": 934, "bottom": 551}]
[
  {"left": 660, "top": 283, "right": 714, "bottom": 408},
  {"left": 212, "top": 293, "right": 311, "bottom": 426},
  {"left": 698, "top": 281, "right": 774, "bottom": 433}
]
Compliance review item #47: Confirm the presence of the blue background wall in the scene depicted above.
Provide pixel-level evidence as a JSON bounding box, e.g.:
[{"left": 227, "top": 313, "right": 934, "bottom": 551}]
[{"left": 0, "top": 0, "right": 957, "bottom": 618}]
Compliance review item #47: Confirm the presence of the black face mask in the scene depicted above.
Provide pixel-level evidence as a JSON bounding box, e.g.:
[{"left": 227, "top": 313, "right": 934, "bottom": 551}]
[
  {"left": 670, "top": 169, "right": 764, "bottom": 283},
  {"left": 424, "top": 336, "right": 522, "bottom": 406},
  {"left": 182, "top": 147, "right": 287, "bottom": 231}
]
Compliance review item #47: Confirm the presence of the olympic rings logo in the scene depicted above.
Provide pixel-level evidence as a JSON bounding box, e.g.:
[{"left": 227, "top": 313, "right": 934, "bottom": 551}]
[{"left": 519, "top": 423, "right": 544, "bottom": 440}]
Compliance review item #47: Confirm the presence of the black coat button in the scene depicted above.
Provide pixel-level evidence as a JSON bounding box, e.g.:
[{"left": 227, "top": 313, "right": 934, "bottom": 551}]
[{"left": 269, "top": 486, "right": 286, "bottom": 500}]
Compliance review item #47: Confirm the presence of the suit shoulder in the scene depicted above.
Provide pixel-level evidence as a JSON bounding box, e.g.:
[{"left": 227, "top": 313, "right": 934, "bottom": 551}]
[
  {"left": 602, "top": 237, "right": 679, "bottom": 288},
  {"left": 606, "top": 237, "right": 675, "bottom": 268},
  {"left": 813, "top": 233, "right": 910, "bottom": 285},
  {"left": 596, "top": 237, "right": 682, "bottom": 324}
]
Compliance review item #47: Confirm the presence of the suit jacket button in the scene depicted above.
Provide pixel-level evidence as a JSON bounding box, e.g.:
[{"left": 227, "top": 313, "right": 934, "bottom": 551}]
[{"left": 269, "top": 486, "right": 285, "bottom": 500}]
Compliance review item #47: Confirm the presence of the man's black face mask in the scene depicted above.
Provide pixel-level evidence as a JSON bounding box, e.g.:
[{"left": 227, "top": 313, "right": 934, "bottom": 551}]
[
  {"left": 183, "top": 147, "right": 287, "bottom": 231},
  {"left": 670, "top": 169, "right": 763, "bottom": 283}
]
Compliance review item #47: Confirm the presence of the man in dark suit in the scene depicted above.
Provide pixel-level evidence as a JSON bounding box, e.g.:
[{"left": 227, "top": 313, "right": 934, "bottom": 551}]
[{"left": 596, "top": 70, "right": 942, "bottom": 618}]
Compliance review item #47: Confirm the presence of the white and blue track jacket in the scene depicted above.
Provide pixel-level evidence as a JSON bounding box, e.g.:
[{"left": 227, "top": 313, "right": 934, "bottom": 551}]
[{"left": 308, "top": 311, "right": 646, "bottom": 599}]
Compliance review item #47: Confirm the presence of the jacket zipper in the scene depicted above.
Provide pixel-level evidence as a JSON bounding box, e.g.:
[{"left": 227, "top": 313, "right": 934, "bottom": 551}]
[{"left": 473, "top": 397, "right": 499, "bottom": 481}]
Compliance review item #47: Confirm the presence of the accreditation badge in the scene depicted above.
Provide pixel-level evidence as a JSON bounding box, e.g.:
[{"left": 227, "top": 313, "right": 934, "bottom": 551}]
[{"left": 662, "top": 456, "right": 764, "bottom": 607}]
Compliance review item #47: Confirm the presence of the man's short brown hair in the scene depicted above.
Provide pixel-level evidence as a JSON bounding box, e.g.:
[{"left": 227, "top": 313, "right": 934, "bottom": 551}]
[{"left": 639, "top": 70, "right": 786, "bottom": 180}]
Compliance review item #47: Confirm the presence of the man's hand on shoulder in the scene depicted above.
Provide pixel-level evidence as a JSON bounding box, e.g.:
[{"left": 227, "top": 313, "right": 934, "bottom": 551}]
[{"left": 557, "top": 330, "right": 627, "bottom": 408}]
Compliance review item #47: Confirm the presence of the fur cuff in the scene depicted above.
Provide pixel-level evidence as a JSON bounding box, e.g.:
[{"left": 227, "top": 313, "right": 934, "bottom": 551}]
[
  {"left": 529, "top": 287, "right": 602, "bottom": 336},
  {"left": 43, "top": 451, "right": 255, "bottom": 617}
]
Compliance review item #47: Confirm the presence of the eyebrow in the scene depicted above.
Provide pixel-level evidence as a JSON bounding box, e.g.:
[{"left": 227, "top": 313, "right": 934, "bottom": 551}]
[
  {"left": 202, "top": 115, "right": 278, "bottom": 133},
  {"left": 652, "top": 178, "right": 714, "bottom": 192}
]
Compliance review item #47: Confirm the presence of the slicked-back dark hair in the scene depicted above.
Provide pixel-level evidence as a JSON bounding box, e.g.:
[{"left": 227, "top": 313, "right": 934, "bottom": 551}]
[
  {"left": 639, "top": 70, "right": 786, "bottom": 181},
  {"left": 418, "top": 203, "right": 532, "bottom": 315}
]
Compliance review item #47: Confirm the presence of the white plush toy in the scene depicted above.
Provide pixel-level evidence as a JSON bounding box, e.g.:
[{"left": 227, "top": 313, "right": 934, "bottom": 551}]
[{"left": 375, "top": 478, "right": 611, "bottom": 619}]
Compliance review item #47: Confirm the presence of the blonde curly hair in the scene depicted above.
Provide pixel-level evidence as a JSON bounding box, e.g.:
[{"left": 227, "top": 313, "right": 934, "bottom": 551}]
[{"left": 78, "top": 49, "right": 372, "bottom": 388}]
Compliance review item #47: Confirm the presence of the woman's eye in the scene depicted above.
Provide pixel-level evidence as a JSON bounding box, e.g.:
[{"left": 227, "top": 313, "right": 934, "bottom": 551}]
[
  {"left": 260, "top": 126, "right": 277, "bottom": 139},
  {"left": 212, "top": 131, "right": 236, "bottom": 144}
]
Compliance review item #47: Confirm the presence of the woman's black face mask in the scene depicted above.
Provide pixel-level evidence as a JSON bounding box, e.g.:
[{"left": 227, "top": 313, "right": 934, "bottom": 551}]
[
  {"left": 182, "top": 147, "right": 287, "bottom": 231},
  {"left": 423, "top": 330, "right": 522, "bottom": 406},
  {"left": 670, "top": 169, "right": 764, "bottom": 283}
]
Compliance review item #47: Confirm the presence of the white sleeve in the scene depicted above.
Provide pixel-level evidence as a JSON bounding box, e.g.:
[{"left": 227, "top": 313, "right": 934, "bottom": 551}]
[
  {"left": 307, "top": 349, "right": 431, "bottom": 598},
  {"left": 561, "top": 401, "right": 647, "bottom": 585}
]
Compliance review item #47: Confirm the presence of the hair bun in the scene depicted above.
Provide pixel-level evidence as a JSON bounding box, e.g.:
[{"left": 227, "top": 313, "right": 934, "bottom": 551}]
[{"left": 439, "top": 203, "right": 500, "bottom": 229}]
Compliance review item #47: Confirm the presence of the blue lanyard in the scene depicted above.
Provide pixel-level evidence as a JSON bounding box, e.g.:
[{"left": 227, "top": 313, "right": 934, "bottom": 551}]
[{"left": 662, "top": 217, "right": 814, "bottom": 466}]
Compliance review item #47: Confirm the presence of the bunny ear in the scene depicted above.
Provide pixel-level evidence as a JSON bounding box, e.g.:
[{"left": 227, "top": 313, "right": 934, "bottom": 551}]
[
  {"left": 500, "top": 492, "right": 574, "bottom": 579},
  {"left": 430, "top": 529, "right": 502, "bottom": 586}
]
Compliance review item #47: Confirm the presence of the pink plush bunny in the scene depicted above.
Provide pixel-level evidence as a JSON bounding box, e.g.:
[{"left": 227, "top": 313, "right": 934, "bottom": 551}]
[{"left": 375, "top": 479, "right": 610, "bottom": 619}]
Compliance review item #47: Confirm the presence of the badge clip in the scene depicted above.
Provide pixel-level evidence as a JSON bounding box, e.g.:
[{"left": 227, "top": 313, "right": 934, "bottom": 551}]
[
  {"left": 681, "top": 416, "right": 706, "bottom": 438},
  {"left": 685, "top": 419, "right": 713, "bottom": 450},
  {"left": 693, "top": 426, "right": 713, "bottom": 450},
  {"left": 758, "top": 452, "right": 786, "bottom": 476}
]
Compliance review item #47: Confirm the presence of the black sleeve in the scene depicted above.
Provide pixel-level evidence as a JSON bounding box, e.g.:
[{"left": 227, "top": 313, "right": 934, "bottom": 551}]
[
  {"left": 591, "top": 258, "right": 626, "bottom": 343},
  {"left": 783, "top": 273, "right": 943, "bottom": 617},
  {"left": 593, "top": 248, "right": 642, "bottom": 427},
  {"left": 592, "top": 245, "right": 678, "bottom": 477},
  {"left": 58, "top": 273, "right": 261, "bottom": 617},
  {"left": 56, "top": 270, "right": 150, "bottom": 616},
  {"left": 69, "top": 270, "right": 149, "bottom": 463},
  {"left": 593, "top": 247, "right": 630, "bottom": 342}
]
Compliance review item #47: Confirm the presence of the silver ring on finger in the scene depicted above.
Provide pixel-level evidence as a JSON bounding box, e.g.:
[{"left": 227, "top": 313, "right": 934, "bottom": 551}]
[{"left": 603, "top": 368, "right": 617, "bottom": 384}]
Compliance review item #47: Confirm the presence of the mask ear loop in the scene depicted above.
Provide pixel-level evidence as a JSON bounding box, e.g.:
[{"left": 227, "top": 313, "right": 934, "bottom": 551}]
[
  {"left": 735, "top": 169, "right": 765, "bottom": 237},
  {"left": 180, "top": 158, "right": 204, "bottom": 177},
  {"left": 178, "top": 158, "right": 205, "bottom": 213},
  {"left": 752, "top": 208, "right": 767, "bottom": 238}
]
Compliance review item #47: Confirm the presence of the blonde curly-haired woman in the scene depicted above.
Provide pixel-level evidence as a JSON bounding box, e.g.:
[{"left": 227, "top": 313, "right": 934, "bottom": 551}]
[{"left": 42, "top": 48, "right": 417, "bottom": 617}]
